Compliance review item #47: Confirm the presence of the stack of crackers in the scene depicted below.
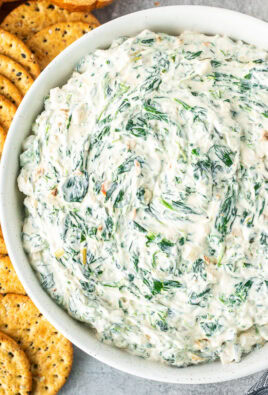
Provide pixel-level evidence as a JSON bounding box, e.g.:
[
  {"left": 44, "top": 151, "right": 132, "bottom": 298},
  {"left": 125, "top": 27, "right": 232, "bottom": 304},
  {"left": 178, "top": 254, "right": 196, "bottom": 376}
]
[
  {"left": 0, "top": 0, "right": 114, "bottom": 393},
  {"left": 0, "top": 0, "right": 112, "bottom": 156},
  {"left": 0, "top": 226, "right": 73, "bottom": 394}
]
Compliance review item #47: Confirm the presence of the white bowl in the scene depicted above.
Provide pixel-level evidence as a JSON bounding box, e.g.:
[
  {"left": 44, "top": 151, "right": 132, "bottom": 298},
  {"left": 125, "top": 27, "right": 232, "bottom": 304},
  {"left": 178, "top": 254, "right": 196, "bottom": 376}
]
[{"left": 0, "top": 5, "right": 267, "bottom": 384}]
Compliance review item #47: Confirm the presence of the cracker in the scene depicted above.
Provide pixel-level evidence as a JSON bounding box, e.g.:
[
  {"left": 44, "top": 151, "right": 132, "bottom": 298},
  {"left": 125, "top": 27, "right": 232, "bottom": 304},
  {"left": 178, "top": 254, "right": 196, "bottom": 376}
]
[
  {"left": 0, "top": 225, "right": 7, "bottom": 255},
  {"left": 27, "top": 21, "right": 96, "bottom": 69},
  {"left": 0, "top": 126, "right": 6, "bottom": 157},
  {"left": 0, "top": 74, "right": 22, "bottom": 106},
  {"left": 0, "top": 255, "right": 26, "bottom": 294},
  {"left": 0, "top": 294, "right": 73, "bottom": 394},
  {"left": 0, "top": 330, "right": 32, "bottom": 394},
  {"left": 0, "top": 94, "right": 17, "bottom": 131},
  {"left": 0, "top": 28, "right": 40, "bottom": 79},
  {"left": 0, "top": 55, "right": 33, "bottom": 96},
  {"left": 1, "top": 0, "right": 100, "bottom": 42},
  {"left": 50, "top": 0, "right": 114, "bottom": 12}
]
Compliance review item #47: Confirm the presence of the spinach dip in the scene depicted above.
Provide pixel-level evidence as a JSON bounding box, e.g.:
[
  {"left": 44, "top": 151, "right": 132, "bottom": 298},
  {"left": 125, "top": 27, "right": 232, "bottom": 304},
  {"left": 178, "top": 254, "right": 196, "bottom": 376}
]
[{"left": 18, "top": 30, "right": 268, "bottom": 367}]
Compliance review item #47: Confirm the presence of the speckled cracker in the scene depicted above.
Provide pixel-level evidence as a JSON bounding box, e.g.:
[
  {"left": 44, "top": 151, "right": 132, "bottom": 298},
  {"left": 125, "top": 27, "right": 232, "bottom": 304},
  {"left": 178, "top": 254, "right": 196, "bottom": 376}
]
[
  {"left": 27, "top": 21, "right": 96, "bottom": 69},
  {"left": 0, "top": 225, "right": 6, "bottom": 259},
  {"left": 0, "top": 225, "right": 7, "bottom": 255},
  {"left": 0, "top": 74, "right": 22, "bottom": 106},
  {"left": 50, "top": 0, "right": 114, "bottom": 12},
  {"left": 1, "top": 0, "right": 100, "bottom": 42},
  {"left": 0, "top": 255, "right": 26, "bottom": 294},
  {"left": 0, "top": 125, "right": 6, "bottom": 157},
  {"left": 0, "top": 331, "right": 32, "bottom": 395},
  {"left": 0, "top": 55, "right": 33, "bottom": 96},
  {"left": 0, "top": 94, "right": 17, "bottom": 131},
  {"left": 0, "top": 294, "right": 73, "bottom": 394},
  {"left": 0, "top": 28, "right": 40, "bottom": 79}
]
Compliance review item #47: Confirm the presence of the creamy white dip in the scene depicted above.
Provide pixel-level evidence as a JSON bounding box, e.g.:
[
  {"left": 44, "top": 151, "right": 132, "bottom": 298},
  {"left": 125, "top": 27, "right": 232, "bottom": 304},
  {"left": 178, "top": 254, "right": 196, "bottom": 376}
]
[{"left": 18, "top": 30, "right": 268, "bottom": 367}]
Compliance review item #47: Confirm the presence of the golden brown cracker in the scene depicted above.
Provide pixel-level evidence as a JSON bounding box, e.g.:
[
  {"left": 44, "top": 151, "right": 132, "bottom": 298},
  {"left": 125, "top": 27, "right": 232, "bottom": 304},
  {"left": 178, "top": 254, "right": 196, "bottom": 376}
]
[
  {"left": 0, "top": 225, "right": 7, "bottom": 255},
  {"left": 27, "top": 21, "right": 96, "bottom": 69},
  {"left": 0, "top": 294, "right": 73, "bottom": 394},
  {"left": 0, "top": 255, "right": 26, "bottom": 294},
  {"left": 0, "top": 74, "right": 22, "bottom": 106},
  {"left": 0, "top": 330, "right": 32, "bottom": 395},
  {"left": 1, "top": 0, "right": 100, "bottom": 42},
  {"left": 0, "top": 54, "right": 33, "bottom": 96},
  {"left": 0, "top": 28, "right": 40, "bottom": 79},
  {"left": 50, "top": 0, "right": 114, "bottom": 12},
  {"left": 0, "top": 126, "right": 6, "bottom": 158},
  {"left": 0, "top": 94, "right": 17, "bottom": 131}
]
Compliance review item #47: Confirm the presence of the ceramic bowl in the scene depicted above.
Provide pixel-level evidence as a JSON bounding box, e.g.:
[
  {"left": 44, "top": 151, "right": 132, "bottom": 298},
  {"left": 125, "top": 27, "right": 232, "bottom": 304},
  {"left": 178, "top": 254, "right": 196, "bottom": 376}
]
[{"left": 0, "top": 5, "right": 267, "bottom": 384}]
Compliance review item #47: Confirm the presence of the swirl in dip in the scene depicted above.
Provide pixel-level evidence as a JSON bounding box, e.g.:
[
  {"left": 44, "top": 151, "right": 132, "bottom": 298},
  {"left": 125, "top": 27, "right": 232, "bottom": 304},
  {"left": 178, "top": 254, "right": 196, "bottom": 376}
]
[{"left": 18, "top": 30, "right": 268, "bottom": 367}]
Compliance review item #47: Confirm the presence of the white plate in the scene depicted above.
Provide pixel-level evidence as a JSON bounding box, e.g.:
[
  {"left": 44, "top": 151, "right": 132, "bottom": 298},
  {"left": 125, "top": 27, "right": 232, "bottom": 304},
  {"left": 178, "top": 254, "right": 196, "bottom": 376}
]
[{"left": 0, "top": 5, "right": 267, "bottom": 384}]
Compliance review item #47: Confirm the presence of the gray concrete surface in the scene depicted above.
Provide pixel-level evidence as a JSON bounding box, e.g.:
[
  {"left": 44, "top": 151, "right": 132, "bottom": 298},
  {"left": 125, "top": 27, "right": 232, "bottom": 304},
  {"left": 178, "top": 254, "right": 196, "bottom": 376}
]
[{"left": 60, "top": 1, "right": 267, "bottom": 393}]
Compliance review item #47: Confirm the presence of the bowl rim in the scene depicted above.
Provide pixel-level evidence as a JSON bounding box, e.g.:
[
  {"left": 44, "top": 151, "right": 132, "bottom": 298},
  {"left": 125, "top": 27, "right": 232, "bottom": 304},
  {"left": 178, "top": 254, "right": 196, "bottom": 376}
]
[{"left": 0, "top": 4, "right": 268, "bottom": 385}]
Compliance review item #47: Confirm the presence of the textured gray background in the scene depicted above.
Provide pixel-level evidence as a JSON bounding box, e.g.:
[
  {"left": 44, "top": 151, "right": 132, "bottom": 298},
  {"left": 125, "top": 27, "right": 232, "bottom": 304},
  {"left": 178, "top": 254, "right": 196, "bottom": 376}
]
[{"left": 60, "top": 1, "right": 267, "bottom": 393}]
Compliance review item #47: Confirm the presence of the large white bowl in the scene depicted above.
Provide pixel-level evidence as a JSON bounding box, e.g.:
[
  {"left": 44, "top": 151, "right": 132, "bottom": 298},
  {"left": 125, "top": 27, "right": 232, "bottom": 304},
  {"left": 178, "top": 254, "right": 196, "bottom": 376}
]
[{"left": 0, "top": 5, "right": 267, "bottom": 384}]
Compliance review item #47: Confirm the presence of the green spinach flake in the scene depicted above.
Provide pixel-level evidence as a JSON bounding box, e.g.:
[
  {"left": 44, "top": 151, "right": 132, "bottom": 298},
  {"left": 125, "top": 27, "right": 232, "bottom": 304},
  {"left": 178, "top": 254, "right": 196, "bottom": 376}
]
[{"left": 62, "top": 172, "right": 89, "bottom": 203}]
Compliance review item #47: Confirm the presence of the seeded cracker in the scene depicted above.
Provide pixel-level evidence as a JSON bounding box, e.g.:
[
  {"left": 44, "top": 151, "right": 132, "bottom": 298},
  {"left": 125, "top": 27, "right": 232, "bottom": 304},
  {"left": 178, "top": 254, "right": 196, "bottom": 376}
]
[
  {"left": 0, "top": 255, "right": 26, "bottom": 294},
  {"left": 50, "top": 0, "right": 114, "bottom": 12},
  {"left": 0, "top": 28, "right": 40, "bottom": 79},
  {"left": 0, "top": 294, "right": 73, "bottom": 394},
  {"left": 0, "top": 74, "right": 22, "bottom": 106},
  {"left": 1, "top": 0, "right": 100, "bottom": 42},
  {"left": 0, "top": 94, "right": 16, "bottom": 131},
  {"left": 0, "top": 55, "right": 33, "bottom": 96},
  {"left": 0, "top": 225, "right": 7, "bottom": 254},
  {"left": 27, "top": 21, "right": 96, "bottom": 69},
  {"left": 0, "top": 331, "right": 32, "bottom": 394},
  {"left": 0, "top": 125, "right": 6, "bottom": 157}
]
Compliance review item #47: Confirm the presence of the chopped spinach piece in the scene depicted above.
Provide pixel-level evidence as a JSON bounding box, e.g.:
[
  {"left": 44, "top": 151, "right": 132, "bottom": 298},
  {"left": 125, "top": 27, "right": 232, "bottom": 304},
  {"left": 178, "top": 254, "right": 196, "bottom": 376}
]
[
  {"left": 200, "top": 320, "right": 221, "bottom": 337},
  {"left": 189, "top": 288, "right": 211, "bottom": 306},
  {"left": 211, "top": 60, "right": 221, "bottom": 68},
  {"left": 113, "top": 190, "right": 124, "bottom": 208},
  {"left": 172, "top": 200, "right": 199, "bottom": 215},
  {"left": 105, "top": 182, "right": 118, "bottom": 201},
  {"left": 184, "top": 50, "right": 202, "bottom": 60},
  {"left": 215, "top": 185, "right": 237, "bottom": 235},
  {"left": 133, "top": 221, "right": 147, "bottom": 233},
  {"left": 158, "top": 238, "right": 174, "bottom": 253},
  {"left": 117, "top": 156, "right": 143, "bottom": 175},
  {"left": 174, "top": 98, "right": 192, "bottom": 110},
  {"left": 192, "top": 258, "right": 207, "bottom": 280},
  {"left": 102, "top": 216, "right": 114, "bottom": 240},
  {"left": 140, "top": 38, "right": 155, "bottom": 45},
  {"left": 144, "top": 102, "right": 168, "bottom": 122},
  {"left": 213, "top": 144, "right": 234, "bottom": 167},
  {"left": 40, "top": 273, "right": 54, "bottom": 289},
  {"left": 160, "top": 198, "right": 174, "bottom": 210},
  {"left": 132, "top": 253, "right": 139, "bottom": 272},
  {"left": 126, "top": 117, "right": 148, "bottom": 138},
  {"left": 136, "top": 187, "right": 145, "bottom": 201},
  {"left": 62, "top": 171, "right": 89, "bottom": 203},
  {"left": 80, "top": 281, "right": 95, "bottom": 295},
  {"left": 66, "top": 114, "right": 72, "bottom": 130},
  {"left": 156, "top": 320, "right": 168, "bottom": 332},
  {"left": 260, "top": 232, "right": 267, "bottom": 246}
]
